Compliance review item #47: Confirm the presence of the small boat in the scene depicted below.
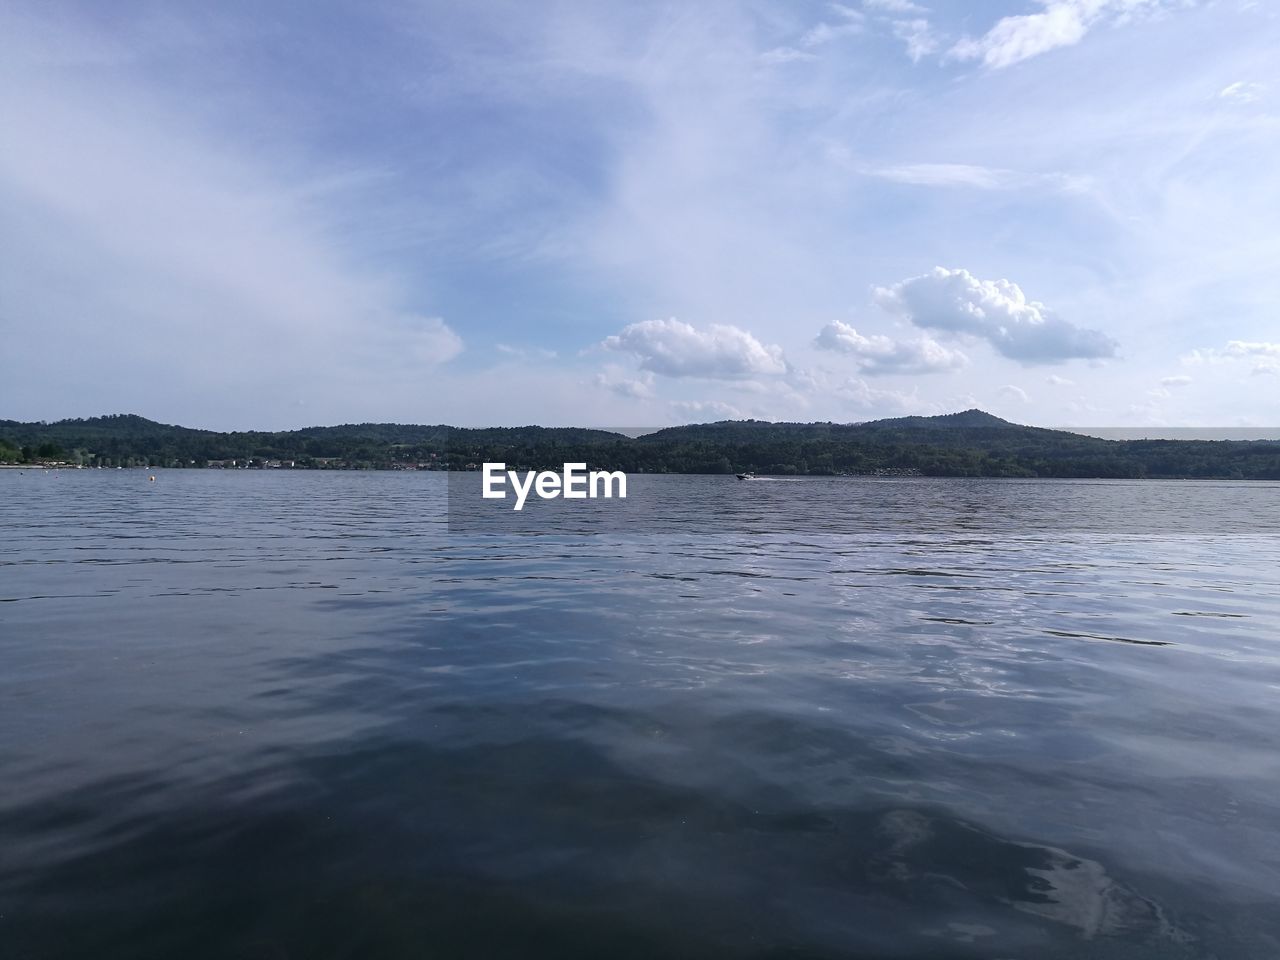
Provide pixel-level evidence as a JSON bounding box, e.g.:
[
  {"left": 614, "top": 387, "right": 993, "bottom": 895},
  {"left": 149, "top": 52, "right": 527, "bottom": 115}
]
[{"left": 736, "top": 472, "right": 756, "bottom": 480}]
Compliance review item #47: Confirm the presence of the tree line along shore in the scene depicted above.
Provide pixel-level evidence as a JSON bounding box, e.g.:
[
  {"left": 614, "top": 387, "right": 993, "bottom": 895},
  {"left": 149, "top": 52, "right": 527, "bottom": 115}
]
[{"left": 3, "top": 410, "right": 1279, "bottom": 479}]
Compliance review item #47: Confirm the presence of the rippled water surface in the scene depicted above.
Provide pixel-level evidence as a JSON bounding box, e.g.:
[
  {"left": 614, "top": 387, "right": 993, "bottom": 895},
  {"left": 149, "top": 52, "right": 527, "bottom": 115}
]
[{"left": 3, "top": 471, "right": 1280, "bottom": 959}]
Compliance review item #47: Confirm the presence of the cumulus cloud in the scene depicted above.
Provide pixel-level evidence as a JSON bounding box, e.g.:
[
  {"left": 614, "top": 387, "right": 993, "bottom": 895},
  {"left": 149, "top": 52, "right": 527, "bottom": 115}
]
[
  {"left": 602, "top": 318, "right": 787, "bottom": 379},
  {"left": 1159, "top": 374, "right": 1192, "bottom": 387},
  {"left": 950, "top": 1, "right": 1177, "bottom": 70},
  {"left": 814, "top": 319, "right": 966, "bottom": 374},
  {"left": 999, "top": 384, "right": 1030, "bottom": 402},
  {"left": 1047, "top": 374, "right": 1075, "bottom": 386},
  {"left": 873, "top": 267, "right": 1118, "bottom": 364}
]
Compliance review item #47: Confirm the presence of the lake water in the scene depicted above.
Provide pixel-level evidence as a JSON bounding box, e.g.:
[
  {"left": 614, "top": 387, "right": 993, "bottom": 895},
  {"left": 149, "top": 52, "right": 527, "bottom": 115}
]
[{"left": 2, "top": 471, "right": 1279, "bottom": 959}]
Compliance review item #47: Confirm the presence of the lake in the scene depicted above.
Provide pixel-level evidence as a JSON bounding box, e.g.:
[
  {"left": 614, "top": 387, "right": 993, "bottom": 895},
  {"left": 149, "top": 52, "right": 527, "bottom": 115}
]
[{"left": 2, "top": 471, "right": 1279, "bottom": 958}]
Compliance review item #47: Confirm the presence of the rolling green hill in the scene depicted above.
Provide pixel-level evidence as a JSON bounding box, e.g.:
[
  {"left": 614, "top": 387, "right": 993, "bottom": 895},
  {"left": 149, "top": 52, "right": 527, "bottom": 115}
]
[{"left": 2, "top": 410, "right": 1278, "bottom": 479}]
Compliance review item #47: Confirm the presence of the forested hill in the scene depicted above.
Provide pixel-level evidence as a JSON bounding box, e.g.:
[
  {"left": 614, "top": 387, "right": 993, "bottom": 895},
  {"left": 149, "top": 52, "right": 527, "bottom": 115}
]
[{"left": 2, "top": 410, "right": 1279, "bottom": 479}]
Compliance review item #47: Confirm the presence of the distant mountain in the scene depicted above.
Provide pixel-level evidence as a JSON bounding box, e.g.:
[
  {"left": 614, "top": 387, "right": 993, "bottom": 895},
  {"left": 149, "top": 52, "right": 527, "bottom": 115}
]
[
  {"left": 636, "top": 409, "right": 1084, "bottom": 452},
  {"left": 638, "top": 410, "right": 1037, "bottom": 443},
  {"left": 2, "top": 410, "right": 1278, "bottom": 479}
]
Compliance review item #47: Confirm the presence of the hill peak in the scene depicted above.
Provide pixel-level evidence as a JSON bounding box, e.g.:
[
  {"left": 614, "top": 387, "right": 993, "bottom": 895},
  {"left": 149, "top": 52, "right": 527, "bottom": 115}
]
[
  {"left": 868, "top": 409, "right": 1019, "bottom": 430},
  {"left": 936, "top": 409, "right": 1016, "bottom": 427}
]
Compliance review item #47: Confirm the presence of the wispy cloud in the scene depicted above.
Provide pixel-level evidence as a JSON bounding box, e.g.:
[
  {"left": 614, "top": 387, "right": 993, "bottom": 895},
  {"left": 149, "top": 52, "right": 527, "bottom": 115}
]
[
  {"left": 760, "top": 46, "right": 818, "bottom": 65},
  {"left": 594, "top": 367, "right": 655, "bottom": 399},
  {"left": 860, "top": 162, "right": 1090, "bottom": 192},
  {"left": 950, "top": 1, "right": 1188, "bottom": 70},
  {"left": 2, "top": 0, "right": 1276, "bottom": 428},
  {"left": 864, "top": 0, "right": 928, "bottom": 13},
  {"left": 1184, "top": 341, "right": 1280, "bottom": 375},
  {"left": 497, "top": 343, "right": 558, "bottom": 361},
  {"left": 1218, "top": 81, "right": 1264, "bottom": 104},
  {"left": 892, "top": 18, "right": 940, "bottom": 63},
  {"left": 0, "top": 6, "right": 462, "bottom": 427}
]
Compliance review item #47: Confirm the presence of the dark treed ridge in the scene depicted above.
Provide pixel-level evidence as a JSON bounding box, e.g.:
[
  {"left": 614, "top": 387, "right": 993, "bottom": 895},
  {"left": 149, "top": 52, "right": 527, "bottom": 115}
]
[{"left": 2, "top": 410, "right": 1279, "bottom": 479}]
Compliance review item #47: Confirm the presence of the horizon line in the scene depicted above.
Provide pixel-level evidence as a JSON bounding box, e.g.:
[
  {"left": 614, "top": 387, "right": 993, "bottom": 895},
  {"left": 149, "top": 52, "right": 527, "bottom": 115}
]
[{"left": 7, "top": 410, "right": 1280, "bottom": 442}]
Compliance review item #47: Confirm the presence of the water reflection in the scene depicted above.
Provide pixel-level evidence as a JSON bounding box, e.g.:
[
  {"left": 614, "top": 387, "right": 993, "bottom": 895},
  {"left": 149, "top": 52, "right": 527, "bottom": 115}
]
[
  {"left": 1, "top": 471, "right": 1279, "bottom": 958},
  {"left": 0, "top": 731, "right": 1210, "bottom": 959}
]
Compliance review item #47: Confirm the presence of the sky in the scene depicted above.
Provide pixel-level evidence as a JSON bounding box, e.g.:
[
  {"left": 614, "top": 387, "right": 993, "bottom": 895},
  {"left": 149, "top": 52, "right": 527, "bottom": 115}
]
[{"left": 2, "top": 0, "right": 1277, "bottom": 430}]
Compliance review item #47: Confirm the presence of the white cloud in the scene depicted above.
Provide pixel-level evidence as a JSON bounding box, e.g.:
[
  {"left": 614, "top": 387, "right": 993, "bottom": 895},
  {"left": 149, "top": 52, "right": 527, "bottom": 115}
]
[
  {"left": 1184, "top": 340, "right": 1280, "bottom": 376},
  {"left": 0, "top": 9, "right": 468, "bottom": 428},
  {"left": 802, "top": 22, "right": 862, "bottom": 47},
  {"left": 1225, "top": 341, "right": 1280, "bottom": 359},
  {"left": 861, "top": 162, "right": 1090, "bottom": 193},
  {"left": 1047, "top": 374, "right": 1075, "bottom": 386},
  {"left": 803, "top": 22, "right": 865, "bottom": 48},
  {"left": 869, "top": 163, "right": 1010, "bottom": 189},
  {"left": 814, "top": 319, "right": 966, "bottom": 374},
  {"left": 1159, "top": 374, "right": 1192, "bottom": 386},
  {"left": 1219, "top": 81, "right": 1263, "bottom": 104},
  {"left": 602, "top": 318, "right": 787, "bottom": 379},
  {"left": 949, "top": 1, "right": 1177, "bottom": 71},
  {"left": 873, "top": 267, "right": 1118, "bottom": 364},
  {"left": 801, "top": 5, "right": 865, "bottom": 47},
  {"left": 892, "top": 19, "right": 939, "bottom": 62},
  {"left": 6, "top": 1, "right": 1275, "bottom": 430},
  {"left": 864, "top": 0, "right": 927, "bottom": 13},
  {"left": 855, "top": 0, "right": 936, "bottom": 64},
  {"left": 999, "top": 384, "right": 1031, "bottom": 402}
]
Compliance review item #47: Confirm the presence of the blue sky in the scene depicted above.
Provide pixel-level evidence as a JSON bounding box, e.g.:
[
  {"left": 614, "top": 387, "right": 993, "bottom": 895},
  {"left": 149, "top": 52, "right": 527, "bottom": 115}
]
[{"left": 2, "top": 0, "right": 1277, "bottom": 429}]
